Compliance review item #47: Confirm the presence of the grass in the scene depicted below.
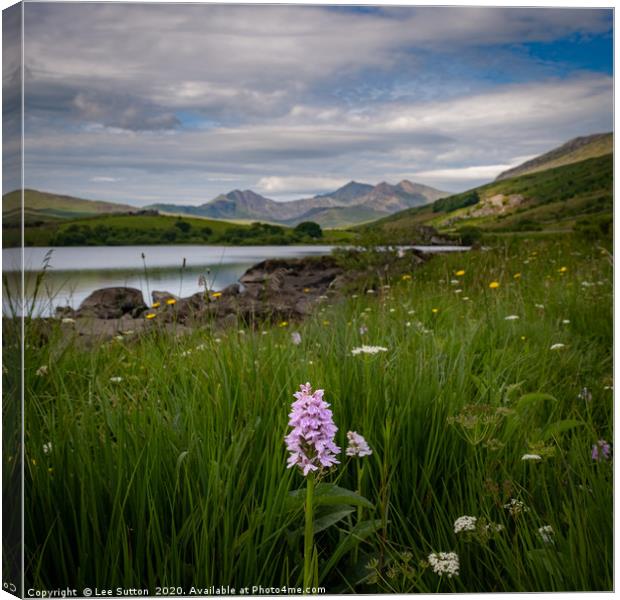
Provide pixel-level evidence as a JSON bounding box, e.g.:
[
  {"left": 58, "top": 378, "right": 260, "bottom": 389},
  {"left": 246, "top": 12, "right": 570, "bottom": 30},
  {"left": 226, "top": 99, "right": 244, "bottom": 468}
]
[{"left": 9, "top": 233, "right": 613, "bottom": 592}]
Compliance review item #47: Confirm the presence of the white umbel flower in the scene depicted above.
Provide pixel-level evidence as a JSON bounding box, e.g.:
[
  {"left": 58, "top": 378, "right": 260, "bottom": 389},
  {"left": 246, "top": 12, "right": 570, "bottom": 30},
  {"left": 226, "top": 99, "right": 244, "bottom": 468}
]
[
  {"left": 504, "top": 315, "right": 520, "bottom": 320},
  {"left": 550, "top": 343, "right": 566, "bottom": 350},
  {"left": 351, "top": 345, "right": 388, "bottom": 356},
  {"left": 427, "top": 552, "right": 460, "bottom": 578},
  {"left": 504, "top": 498, "right": 529, "bottom": 516},
  {"left": 538, "top": 525, "right": 555, "bottom": 544},
  {"left": 521, "top": 454, "right": 542, "bottom": 461},
  {"left": 453, "top": 515, "right": 477, "bottom": 534}
]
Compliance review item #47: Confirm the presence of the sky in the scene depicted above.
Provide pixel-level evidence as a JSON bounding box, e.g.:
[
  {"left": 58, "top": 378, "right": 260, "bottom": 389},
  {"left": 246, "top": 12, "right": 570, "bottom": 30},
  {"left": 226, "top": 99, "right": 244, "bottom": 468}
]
[{"left": 2, "top": 3, "right": 614, "bottom": 205}]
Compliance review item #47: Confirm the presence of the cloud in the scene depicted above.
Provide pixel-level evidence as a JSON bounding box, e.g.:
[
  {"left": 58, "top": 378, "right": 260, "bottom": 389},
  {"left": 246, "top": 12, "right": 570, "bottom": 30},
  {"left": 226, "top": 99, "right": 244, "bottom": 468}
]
[
  {"left": 257, "top": 176, "right": 350, "bottom": 195},
  {"left": 90, "top": 176, "right": 122, "bottom": 183},
  {"left": 15, "top": 4, "right": 613, "bottom": 203},
  {"left": 412, "top": 164, "right": 517, "bottom": 181}
]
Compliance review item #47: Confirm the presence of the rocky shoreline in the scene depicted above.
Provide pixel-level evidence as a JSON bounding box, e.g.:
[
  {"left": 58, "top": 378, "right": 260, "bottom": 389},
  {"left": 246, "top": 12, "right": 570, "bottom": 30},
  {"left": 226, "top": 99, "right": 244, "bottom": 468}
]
[{"left": 50, "top": 249, "right": 434, "bottom": 343}]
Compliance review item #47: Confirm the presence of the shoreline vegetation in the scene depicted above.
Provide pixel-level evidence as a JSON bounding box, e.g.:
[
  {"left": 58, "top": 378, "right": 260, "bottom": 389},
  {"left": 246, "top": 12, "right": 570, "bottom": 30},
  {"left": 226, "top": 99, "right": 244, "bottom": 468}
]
[
  {"left": 11, "top": 232, "right": 613, "bottom": 592},
  {"left": 2, "top": 213, "right": 356, "bottom": 248}
]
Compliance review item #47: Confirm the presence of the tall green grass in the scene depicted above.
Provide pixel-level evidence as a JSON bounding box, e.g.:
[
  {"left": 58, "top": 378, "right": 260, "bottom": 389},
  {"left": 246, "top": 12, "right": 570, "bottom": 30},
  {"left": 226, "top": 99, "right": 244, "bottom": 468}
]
[{"left": 21, "top": 235, "right": 612, "bottom": 592}]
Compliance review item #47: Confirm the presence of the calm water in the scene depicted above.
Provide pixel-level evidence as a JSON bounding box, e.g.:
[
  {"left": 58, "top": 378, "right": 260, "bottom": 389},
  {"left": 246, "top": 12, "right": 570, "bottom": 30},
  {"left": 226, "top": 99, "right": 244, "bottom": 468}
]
[
  {"left": 2, "top": 245, "right": 335, "bottom": 316},
  {"left": 2, "top": 244, "right": 468, "bottom": 316}
]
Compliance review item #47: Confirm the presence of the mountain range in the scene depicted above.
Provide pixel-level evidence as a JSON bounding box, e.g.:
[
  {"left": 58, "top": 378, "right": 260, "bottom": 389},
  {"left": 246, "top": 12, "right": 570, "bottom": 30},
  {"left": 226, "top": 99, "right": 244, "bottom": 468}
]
[{"left": 146, "top": 180, "right": 448, "bottom": 228}]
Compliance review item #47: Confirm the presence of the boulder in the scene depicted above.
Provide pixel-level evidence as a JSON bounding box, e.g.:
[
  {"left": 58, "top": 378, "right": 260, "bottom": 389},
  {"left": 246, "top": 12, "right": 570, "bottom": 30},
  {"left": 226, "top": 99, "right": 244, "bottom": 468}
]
[
  {"left": 76, "top": 287, "right": 147, "bottom": 319},
  {"left": 151, "top": 290, "right": 178, "bottom": 304}
]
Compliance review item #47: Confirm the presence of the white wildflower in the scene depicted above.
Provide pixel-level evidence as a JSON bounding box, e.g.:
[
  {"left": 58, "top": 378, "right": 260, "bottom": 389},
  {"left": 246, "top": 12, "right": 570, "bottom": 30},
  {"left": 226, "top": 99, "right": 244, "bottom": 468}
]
[
  {"left": 462, "top": 297, "right": 470, "bottom": 301},
  {"left": 359, "top": 325, "right": 368, "bottom": 335},
  {"left": 43, "top": 442, "right": 52, "bottom": 455},
  {"left": 109, "top": 376, "right": 123, "bottom": 383},
  {"left": 538, "top": 525, "right": 555, "bottom": 544},
  {"left": 485, "top": 522, "right": 504, "bottom": 533},
  {"left": 504, "top": 498, "right": 529, "bottom": 516},
  {"left": 345, "top": 431, "right": 372, "bottom": 457},
  {"left": 454, "top": 289, "right": 463, "bottom": 294},
  {"left": 535, "top": 304, "right": 545, "bottom": 309},
  {"left": 562, "top": 319, "right": 570, "bottom": 324},
  {"left": 521, "top": 454, "right": 542, "bottom": 461},
  {"left": 450, "top": 279, "right": 459, "bottom": 285},
  {"left": 550, "top": 343, "right": 566, "bottom": 350},
  {"left": 61, "top": 317, "right": 76, "bottom": 324},
  {"left": 427, "top": 552, "right": 460, "bottom": 578},
  {"left": 36, "top": 365, "right": 49, "bottom": 377},
  {"left": 291, "top": 332, "right": 302, "bottom": 346},
  {"left": 389, "top": 308, "right": 396, "bottom": 313},
  {"left": 578, "top": 387, "right": 592, "bottom": 402},
  {"left": 351, "top": 345, "right": 388, "bottom": 356},
  {"left": 453, "top": 515, "right": 477, "bottom": 534},
  {"left": 504, "top": 315, "right": 519, "bottom": 320}
]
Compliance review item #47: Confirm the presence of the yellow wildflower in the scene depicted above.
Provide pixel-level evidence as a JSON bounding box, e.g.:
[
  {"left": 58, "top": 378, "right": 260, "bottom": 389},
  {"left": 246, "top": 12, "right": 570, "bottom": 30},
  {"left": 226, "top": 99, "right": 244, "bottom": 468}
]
[
  {"left": 558, "top": 266, "right": 568, "bottom": 273},
  {"left": 432, "top": 308, "right": 439, "bottom": 314},
  {"left": 145, "top": 313, "right": 157, "bottom": 319},
  {"left": 402, "top": 274, "right": 412, "bottom": 281},
  {"left": 211, "top": 292, "right": 222, "bottom": 299},
  {"left": 166, "top": 298, "right": 177, "bottom": 305},
  {"left": 489, "top": 281, "right": 500, "bottom": 289},
  {"left": 513, "top": 273, "right": 521, "bottom": 279},
  {"left": 279, "top": 321, "right": 288, "bottom": 327},
  {"left": 322, "top": 320, "right": 330, "bottom": 325},
  {"left": 151, "top": 302, "right": 161, "bottom": 308},
  {"left": 455, "top": 270, "right": 465, "bottom": 276}
]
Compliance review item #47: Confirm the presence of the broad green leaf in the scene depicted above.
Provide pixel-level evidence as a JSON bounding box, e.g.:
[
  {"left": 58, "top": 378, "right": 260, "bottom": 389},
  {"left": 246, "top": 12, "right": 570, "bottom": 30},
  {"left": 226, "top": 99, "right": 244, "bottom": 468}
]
[
  {"left": 313, "top": 506, "right": 355, "bottom": 533},
  {"left": 287, "top": 483, "right": 373, "bottom": 511},
  {"left": 319, "top": 519, "right": 382, "bottom": 583},
  {"left": 541, "top": 419, "right": 584, "bottom": 441},
  {"left": 515, "top": 393, "right": 558, "bottom": 415}
]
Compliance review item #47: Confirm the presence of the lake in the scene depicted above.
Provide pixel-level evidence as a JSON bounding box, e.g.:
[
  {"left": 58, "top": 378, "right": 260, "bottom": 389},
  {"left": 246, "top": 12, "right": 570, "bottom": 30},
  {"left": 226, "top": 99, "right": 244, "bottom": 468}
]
[{"left": 2, "top": 244, "right": 469, "bottom": 316}]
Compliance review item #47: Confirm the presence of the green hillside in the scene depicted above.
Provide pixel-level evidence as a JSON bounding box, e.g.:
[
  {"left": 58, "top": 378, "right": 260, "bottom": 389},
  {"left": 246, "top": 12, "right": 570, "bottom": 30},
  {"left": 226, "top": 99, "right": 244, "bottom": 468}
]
[
  {"left": 367, "top": 153, "right": 612, "bottom": 241},
  {"left": 2, "top": 189, "right": 136, "bottom": 220},
  {"left": 496, "top": 132, "right": 612, "bottom": 181},
  {"left": 3, "top": 211, "right": 354, "bottom": 248}
]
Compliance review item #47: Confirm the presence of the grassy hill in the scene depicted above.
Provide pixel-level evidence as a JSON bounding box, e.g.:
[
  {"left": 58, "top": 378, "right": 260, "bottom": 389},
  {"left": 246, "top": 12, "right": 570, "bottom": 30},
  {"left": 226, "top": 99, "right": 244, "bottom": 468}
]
[
  {"left": 2, "top": 189, "right": 136, "bottom": 221},
  {"left": 367, "top": 153, "right": 612, "bottom": 242},
  {"left": 4, "top": 211, "right": 354, "bottom": 248},
  {"left": 495, "top": 132, "right": 612, "bottom": 181}
]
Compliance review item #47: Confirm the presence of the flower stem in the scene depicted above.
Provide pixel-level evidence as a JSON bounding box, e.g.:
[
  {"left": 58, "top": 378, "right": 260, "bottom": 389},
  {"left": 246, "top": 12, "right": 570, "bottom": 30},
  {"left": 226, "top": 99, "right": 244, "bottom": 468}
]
[{"left": 304, "top": 472, "right": 315, "bottom": 589}]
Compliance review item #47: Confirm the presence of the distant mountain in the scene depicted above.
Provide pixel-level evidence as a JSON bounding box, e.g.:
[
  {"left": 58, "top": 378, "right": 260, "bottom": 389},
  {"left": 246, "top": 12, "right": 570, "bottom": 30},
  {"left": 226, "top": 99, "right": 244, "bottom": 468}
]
[
  {"left": 496, "top": 132, "right": 612, "bottom": 181},
  {"left": 314, "top": 181, "right": 374, "bottom": 203},
  {"left": 148, "top": 179, "right": 447, "bottom": 227}
]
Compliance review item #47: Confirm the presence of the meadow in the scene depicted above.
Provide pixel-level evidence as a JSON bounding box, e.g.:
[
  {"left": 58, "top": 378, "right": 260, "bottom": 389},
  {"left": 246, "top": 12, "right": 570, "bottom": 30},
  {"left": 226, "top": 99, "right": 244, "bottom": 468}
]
[{"left": 14, "top": 234, "right": 613, "bottom": 593}]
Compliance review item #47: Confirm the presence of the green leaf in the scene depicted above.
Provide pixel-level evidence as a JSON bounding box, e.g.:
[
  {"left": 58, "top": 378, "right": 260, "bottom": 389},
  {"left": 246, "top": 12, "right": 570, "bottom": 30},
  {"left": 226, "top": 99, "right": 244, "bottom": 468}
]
[
  {"left": 319, "top": 519, "right": 382, "bottom": 583},
  {"left": 313, "top": 506, "right": 355, "bottom": 534},
  {"left": 287, "top": 483, "right": 373, "bottom": 511},
  {"left": 541, "top": 419, "right": 584, "bottom": 441},
  {"left": 176, "top": 450, "right": 189, "bottom": 470},
  {"left": 515, "top": 393, "right": 558, "bottom": 415}
]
